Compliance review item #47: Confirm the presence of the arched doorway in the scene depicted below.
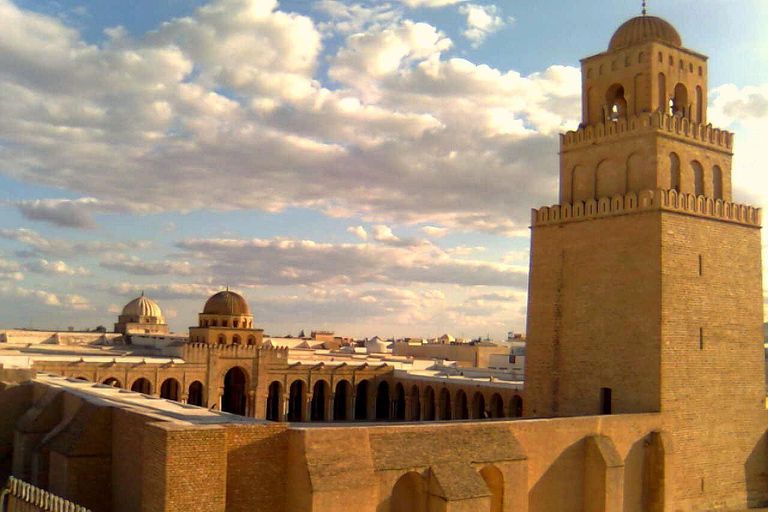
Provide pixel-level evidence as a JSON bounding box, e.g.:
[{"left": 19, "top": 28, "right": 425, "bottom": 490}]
[
  {"left": 131, "top": 378, "right": 152, "bottom": 395},
  {"left": 393, "top": 383, "right": 406, "bottom": 420},
  {"left": 472, "top": 392, "right": 486, "bottom": 419},
  {"left": 334, "top": 380, "right": 349, "bottom": 421},
  {"left": 390, "top": 472, "right": 427, "bottom": 512},
  {"left": 223, "top": 367, "right": 248, "bottom": 416},
  {"left": 355, "top": 380, "right": 369, "bottom": 420},
  {"left": 438, "top": 388, "right": 451, "bottom": 420},
  {"left": 188, "top": 381, "right": 204, "bottom": 406},
  {"left": 455, "top": 390, "right": 468, "bottom": 419},
  {"left": 266, "top": 381, "right": 282, "bottom": 421},
  {"left": 423, "top": 386, "right": 435, "bottom": 421},
  {"left": 510, "top": 395, "right": 523, "bottom": 417},
  {"left": 102, "top": 377, "right": 121, "bottom": 388},
  {"left": 376, "top": 381, "right": 390, "bottom": 421},
  {"left": 160, "top": 378, "right": 181, "bottom": 401},
  {"left": 311, "top": 380, "right": 328, "bottom": 421},
  {"left": 288, "top": 380, "right": 305, "bottom": 421},
  {"left": 490, "top": 393, "right": 504, "bottom": 418},
  {"left": 480, "top": 465, "right": 504, "bottom": 512},
  {"left": 410, "top": 386, "right": 421, "bottom": 421}
]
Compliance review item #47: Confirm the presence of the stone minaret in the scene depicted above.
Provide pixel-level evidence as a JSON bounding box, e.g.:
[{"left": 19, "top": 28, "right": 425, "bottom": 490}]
[{"left": 524, "top": 14, "right": 766, "bottom": 509}]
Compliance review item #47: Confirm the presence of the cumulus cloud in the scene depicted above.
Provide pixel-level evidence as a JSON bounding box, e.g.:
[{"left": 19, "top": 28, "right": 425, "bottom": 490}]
[
  {"left": 176, "top": 235, "right": 528, "bottom": 288},
  {"left": 0, "top": 0, "right": 581, "bottom": 235},
  {"left": 459, "top": 4, "right": 510, "bottom": 48},
  {"left": 24, "top": 259, "right": 90, "bottom": 277},
  {"left": 0, "top": 258, "right": 24, "bottom": 281},
  {"left": 315, "top": 1, "right": 401, "bottom": 34},
  {"left": 0, "top": 228, "right": 149, "bottom": 257},
  {"left": 0, "top": 284, "right": 93, "bottom": 310},
  {"left": 93, "top": 282, "right": 219, "bottom": 300},
  {"left": 420, "top": 225, "right": 449, "bottom": 238},
  {"left": 99, "top": 254, "right": 196, "bottom": 275},
  {"left": 347, "top": 225, "right": 369, "bottom": 240},
  {"left": 14, "top": 198, "right": 153, "bottom": 229}
]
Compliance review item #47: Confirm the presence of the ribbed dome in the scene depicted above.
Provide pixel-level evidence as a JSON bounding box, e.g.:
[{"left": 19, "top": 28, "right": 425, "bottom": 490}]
[
  {"left": 122, "top": 295, "right": 162, "bottom": 318},
  {"left": 609, "top": 16, "right": 682, "bottom": 51},
  {"left": 203, "top": 290, "right": 251, "bottom": 316}
]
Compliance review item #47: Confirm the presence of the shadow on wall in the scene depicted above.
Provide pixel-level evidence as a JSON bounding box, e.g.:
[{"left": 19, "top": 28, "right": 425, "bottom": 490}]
[
  {"left": 529, "top": 441, "right": 586, "bottom": 512},
  {"left": 746, "top": 430, "right": 768, "bottom": 508}
]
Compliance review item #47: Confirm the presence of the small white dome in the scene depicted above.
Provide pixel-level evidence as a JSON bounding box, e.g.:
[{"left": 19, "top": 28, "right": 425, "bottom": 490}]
[{"left": 122, "top": 294, "right": 162, "bottom": 318}]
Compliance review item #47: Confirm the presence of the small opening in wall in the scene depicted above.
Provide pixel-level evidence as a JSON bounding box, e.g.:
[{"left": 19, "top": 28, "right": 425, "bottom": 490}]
[
  {"left": 600, "top": 387, "right": 612, "bottom": 415},
  {"left": 698, "top": 255, "right": 703, "bottom": 276},
  {"left": 699, "top": 328, "right": 704, "bottom": 350}
]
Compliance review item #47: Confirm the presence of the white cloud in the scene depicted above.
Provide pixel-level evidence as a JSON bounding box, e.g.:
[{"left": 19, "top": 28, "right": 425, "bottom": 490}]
[
  {"left": 99, "top": 254, "right": 196, "bottom": 276},
  {"left": 315, "top": 1, "right": 401, "bottom": 34},
  {"left": 176, "top": 235, "right": 528, "bottom": 288},
  {"left": 0, "top": 228, "right": 149, "bottom": 257},
  {"left": 0, "top": 0, "right": 581, "bottom": 238},
  {"left": 0, "top": 283, "right": 93, "bottom": 311},
  {"left": 459, "top": 4, "right": 510, "bottom": 48},
  {"left": 24, "top": 259, "right": 90, "bottom": 277},
  {"left": 347, "top": 225, "right": 368, "bottom": 241},
  {"left": 14, "top": 197, "right": 154, "bottom": 229},
  {"left": 0, "top": 258, "right": 24, "bottom": 281},
  {"left": 420, "top": 225, "right": 449, "bottom": 238},
  {"left": 94, "top": 282, "right": 219, "bottom": 300}
]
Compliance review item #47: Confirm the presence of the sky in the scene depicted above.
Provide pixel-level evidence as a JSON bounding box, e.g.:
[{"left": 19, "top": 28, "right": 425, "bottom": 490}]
[{"left": 0, "top": 0, "right": 767, "bottom": 339}]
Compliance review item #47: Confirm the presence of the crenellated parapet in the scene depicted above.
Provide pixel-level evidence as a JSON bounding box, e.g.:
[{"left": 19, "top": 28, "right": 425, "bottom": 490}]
[
  {"left": 182, "top": 342, "right": 281, "bottom": 362},
  {"left": 2, "top": 476, "right": 92, "bottom": 512},
  {"left": 560, "top": 111, "right": 734, "bottom": 152},
  {"left": 532, "top": 189, "right": 761, "bottom": 227}
]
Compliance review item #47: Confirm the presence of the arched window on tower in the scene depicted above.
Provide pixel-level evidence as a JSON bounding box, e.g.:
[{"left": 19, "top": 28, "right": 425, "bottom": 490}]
[
  {"left": 605, "top": 84, "right": 627, "bottom": 121},
  {"left": 692, "top": 161, "right": 705, "bottom": 197},
  {"left": 669, "top": 153, "right": 681, "bottom": 192},
  {"left": 713, "top": 166, "right": 723, "bottom": 200},
  {"left": 657, "top": 73, "right": 667, "bottom": 112},
  {"left": 672, "top": 83, "right": 688, "bottom": 117}
]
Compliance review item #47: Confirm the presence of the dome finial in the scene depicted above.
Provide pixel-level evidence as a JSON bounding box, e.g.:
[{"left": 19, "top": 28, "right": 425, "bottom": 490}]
[
  {"left": 141, "top": 290, "right": 144, "bottom": 297},
  {"left": 642, "top": 0, "right": 647, "bottom": 15}
]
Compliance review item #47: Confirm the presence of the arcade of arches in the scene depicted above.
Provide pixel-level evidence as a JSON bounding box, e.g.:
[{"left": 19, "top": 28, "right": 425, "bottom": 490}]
[{"left": 60, "top": 364, "right": 523, "bottom": 424}]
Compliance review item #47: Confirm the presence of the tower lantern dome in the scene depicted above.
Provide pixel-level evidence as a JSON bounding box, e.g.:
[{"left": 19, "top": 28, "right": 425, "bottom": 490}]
[{"left": 608, "top": 16, "right": 682, "bottom": 50}]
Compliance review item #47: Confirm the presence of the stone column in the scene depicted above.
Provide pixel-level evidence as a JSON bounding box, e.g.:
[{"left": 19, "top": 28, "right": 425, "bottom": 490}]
[
  {"left": 327, "top": 393, "right": 335, "bottom": 422},
  {"left": 350, "top": 393, "right": 357, "bottom": 421},
  {"left": 280, "top": 393, "right": 289, "bottom": 422},
  {"left": 405, "top": 396, "right": 413, "bottom": 421},
  {"left": 304, "top": 393, "right": 313, "bottom": 422}
]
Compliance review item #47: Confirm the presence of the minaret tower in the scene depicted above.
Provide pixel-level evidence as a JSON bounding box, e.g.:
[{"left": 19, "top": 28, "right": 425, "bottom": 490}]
[{"left": 524, "top": 11, "right": 765, "bottom": 509}]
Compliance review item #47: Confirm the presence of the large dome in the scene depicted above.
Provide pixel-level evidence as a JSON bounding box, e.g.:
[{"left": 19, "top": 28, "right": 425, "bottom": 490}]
[
  {"left": 122, "top": 294, "right": 162, "bottom": 318},
  {"left": 609, "top": 16, "right": 682, "bottom": 51},
  {"left": 203, "top": 290, "right": 251, "bottom": 316}
]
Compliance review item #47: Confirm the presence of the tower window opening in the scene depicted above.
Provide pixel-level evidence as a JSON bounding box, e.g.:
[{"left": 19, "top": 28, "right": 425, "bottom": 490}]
[
  {"left": 605, "top": 84, "right": 627, "bottom": 121},
  {"left": 669, "top": 55, "right": 674, "bottom": 66},
  {"left": 699, "top": 328, "right": 705, "bottom": 350},
  {"left": 698, "top": 255, "right": 703, "bottom": 276},
  {"left": 625, "top": 56, "right": 631, "bottom": 67},
  {"left": 638, "top": 52, "right": 645, "bottom": 63},
  {"left": 600, "top": 388, "right": 612, "bottom": 415},
  {"left": 658, "top": 52, "right": 663, "bottom": 63},
  {"left": 689, "top": 63, "right": 694, "bottom": 73},
  {"left": 698, "top": 66, "right": 703, "bottom": 76},
  {"left": 672, "top": 83, "right": 688, "bottom": 117}
]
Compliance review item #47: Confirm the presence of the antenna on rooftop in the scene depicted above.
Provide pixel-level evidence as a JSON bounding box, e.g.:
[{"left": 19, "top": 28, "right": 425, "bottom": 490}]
[{"left": 642, "top": 0, "right": 647, "bottom": 15}]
